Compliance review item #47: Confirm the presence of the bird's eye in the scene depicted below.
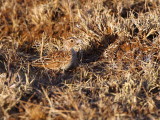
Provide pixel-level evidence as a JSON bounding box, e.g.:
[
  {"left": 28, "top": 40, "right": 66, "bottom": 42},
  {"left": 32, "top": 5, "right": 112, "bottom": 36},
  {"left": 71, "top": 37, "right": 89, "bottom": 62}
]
[{"left": 71, "top": 40, "right": 74, "bottom": 42}]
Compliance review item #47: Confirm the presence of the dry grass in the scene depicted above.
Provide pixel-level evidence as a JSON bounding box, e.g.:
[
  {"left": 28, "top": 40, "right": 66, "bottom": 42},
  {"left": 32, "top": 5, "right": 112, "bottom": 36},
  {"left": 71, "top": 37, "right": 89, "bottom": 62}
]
[{"left": 0, "top": 0, "right": 160, "bottom": 119}]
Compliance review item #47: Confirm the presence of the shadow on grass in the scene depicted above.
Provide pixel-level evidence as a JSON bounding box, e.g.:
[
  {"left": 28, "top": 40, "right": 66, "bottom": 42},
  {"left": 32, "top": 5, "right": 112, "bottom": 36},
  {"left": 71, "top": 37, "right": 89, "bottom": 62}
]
[{"left": 79, "top": 34, "right": 118, "bottom": 63}]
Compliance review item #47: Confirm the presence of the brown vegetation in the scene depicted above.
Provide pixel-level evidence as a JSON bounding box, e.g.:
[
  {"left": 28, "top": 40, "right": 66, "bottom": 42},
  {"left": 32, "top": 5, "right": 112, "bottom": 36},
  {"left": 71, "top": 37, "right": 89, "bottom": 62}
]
[{"left": 0, "top": 0, "right": 159, "bottom": 119}]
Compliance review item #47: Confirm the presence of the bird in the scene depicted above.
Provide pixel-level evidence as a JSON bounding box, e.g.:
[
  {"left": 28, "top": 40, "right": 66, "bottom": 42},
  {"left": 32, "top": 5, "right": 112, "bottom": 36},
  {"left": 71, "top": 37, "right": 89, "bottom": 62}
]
[{"left": 31, "top": 38, "right": 82, "bottom": 71}]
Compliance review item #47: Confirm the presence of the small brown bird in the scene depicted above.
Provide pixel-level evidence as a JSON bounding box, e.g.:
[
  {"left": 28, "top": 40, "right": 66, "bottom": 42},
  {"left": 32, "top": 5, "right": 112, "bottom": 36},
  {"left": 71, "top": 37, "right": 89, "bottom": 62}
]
[{"left": 31, "top": 38, "right": 82, "bottom": 71}]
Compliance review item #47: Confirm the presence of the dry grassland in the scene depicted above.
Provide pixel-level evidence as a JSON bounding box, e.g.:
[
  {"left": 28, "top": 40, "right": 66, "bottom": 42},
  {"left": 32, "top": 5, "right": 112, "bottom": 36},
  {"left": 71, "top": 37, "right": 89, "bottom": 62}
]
[{"left": 0, "top": 0, "right": 160, "bottom": 119}]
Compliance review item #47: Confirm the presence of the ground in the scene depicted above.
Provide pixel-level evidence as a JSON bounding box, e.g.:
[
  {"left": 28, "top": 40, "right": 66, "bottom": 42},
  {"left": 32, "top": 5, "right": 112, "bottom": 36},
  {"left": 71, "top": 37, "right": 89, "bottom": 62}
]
[{"left": 0, "top": 0, "right": 160, "bottom": 119}]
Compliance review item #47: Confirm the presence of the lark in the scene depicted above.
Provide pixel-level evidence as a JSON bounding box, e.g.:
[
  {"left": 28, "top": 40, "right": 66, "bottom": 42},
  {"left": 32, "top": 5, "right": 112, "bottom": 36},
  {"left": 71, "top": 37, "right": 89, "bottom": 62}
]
[{"left": 31, "top": 38, "right": 82, "bottom": 71}]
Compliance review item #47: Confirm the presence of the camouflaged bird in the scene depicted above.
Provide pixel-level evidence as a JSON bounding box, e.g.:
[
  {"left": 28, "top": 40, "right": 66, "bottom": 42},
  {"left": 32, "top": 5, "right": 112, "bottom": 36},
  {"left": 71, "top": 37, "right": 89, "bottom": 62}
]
[{"left": 31, "top": 38, "right": 82, "bottom": 71}]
